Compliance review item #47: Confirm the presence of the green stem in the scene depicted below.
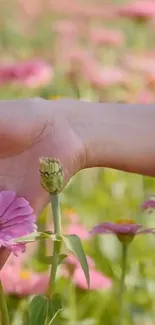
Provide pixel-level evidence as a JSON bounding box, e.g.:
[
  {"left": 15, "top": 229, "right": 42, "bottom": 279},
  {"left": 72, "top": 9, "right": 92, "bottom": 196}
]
[
  {"left": 119, "top": 244, "right": 128, "bottom": 325},
  {"left": 0, "top": 280, "right": 10, "bottom": 325},
  {"left": 51, "top": 194, "right": 62, "bottom": 237},
  {"left": 47, "top": 193, "right": 62, "bottom": 298}
]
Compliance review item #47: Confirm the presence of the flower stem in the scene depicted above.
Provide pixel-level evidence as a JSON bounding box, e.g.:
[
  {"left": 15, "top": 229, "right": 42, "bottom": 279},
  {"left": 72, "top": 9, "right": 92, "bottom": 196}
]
[
  {"left": 0, "top": 279, "right": 10, "bottom": 325},
  {"left": 119, "top": 244, "right": 128, "bottom": 325},
  {"left": 47, "top": 193, "right": 62, "bottom": 298}
]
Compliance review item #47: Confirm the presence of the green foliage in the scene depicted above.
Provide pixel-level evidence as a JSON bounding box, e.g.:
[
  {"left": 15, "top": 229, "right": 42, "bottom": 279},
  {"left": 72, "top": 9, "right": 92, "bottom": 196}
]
[
  {"left": 29, "top": 296, "right": 48, "bottom": 325},
  {"left": 48, "top": 294, "right": 63, "bottom": 324},
  {"left": 63, "top": 234, "right": 90, "bottom": 288}
]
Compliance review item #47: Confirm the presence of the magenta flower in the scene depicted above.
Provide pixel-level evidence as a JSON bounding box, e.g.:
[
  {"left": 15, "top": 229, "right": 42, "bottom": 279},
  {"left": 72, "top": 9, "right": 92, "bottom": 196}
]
[
  {"left": 0, "top": 191, "right": 37, "bottom": 257},
  {"left": 141, "top": 196, "right": 155, "bottom": 212},
  {"left": 90, "top": 219, "right": 155, "bottom": 244}
]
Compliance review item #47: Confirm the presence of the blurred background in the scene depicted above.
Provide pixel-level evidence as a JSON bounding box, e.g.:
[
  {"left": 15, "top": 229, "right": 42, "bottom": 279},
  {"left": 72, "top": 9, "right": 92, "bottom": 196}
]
[{"left": 1, "top": 0, "right": 155, "bottom": 324}]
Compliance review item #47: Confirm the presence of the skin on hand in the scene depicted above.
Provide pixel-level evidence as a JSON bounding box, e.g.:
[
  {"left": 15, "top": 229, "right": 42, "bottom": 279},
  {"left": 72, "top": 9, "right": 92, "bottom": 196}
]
[
  {"left": 1, "top": 98, "right": 155, "bottom": 216},
  {"left": 0, "top": 98, "right": 85, "bottom": 216}
]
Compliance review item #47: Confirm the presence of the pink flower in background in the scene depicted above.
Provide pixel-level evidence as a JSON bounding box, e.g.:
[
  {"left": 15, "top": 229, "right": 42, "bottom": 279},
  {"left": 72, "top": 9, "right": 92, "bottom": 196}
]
[
  {"left": 141, "top": 196, "right": 155, "bottom": 212},
  {"left": 90, "top": 219, "right": 155, "bottom": 244},
  {"left": 118, "top": 1, "right": 155, "bottom": 22},
  {"left": 135, "top": 90, "right": 154, "bottom": 103},
  {"left": 90, "top": 28, "right": 124, "bottom": 47},
  {"left": 66, "top": 223, "right": 89, "bottom": 240},
  {"left": 63, "top": 255, "right": 112, "bottom": 290},
  {"left": 86, "top": 66, "right": 130, "bottom": 88},
  {"left": 0, "top": 256, "right": 49, "bottom": 296},
  {"left": 50, "top": 0, "right": 116, "bottom": 19},
  {"left": 0, "top": 191, "right": 37, "bottom": 257},
  {"left": 123, "top": 54, "right": 155, "bottom": 74},
  {"left": 65, "top": 209, "right": 90, "bottom": 240},
  {"left": 52, "top": 20, "right": 77, "bottom": 38},
  {"left": 0, "top": 60, "right": 53, "bottom": 88}
]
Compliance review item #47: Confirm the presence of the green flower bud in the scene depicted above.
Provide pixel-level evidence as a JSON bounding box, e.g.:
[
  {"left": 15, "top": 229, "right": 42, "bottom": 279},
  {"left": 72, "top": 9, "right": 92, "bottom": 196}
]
[{"left": 39, "top": 157, "right": 64, "bottom": 193}]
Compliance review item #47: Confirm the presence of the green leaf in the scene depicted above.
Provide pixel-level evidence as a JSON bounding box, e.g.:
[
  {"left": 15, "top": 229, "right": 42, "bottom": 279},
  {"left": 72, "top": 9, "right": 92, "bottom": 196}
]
[
  {"left": 29, "top": 295, "right": 48, "bottom": 325},
  {"left": 48, "top": 294, "right": 63, "bottom": 324},
  {"left": 63, "top": 234, "right": 90, "bottom": 288},
  {"left": 42, "top": 254, "right": 68, "bottom": 265},
  {"left": 13, "top": 231, "right": 53, "bottom": 243}
]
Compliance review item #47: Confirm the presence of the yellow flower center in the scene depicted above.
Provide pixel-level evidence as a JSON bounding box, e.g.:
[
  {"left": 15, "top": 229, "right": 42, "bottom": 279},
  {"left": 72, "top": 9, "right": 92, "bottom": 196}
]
[
  {"left": 20, "top": 270, "right": 32, "bottom": 280},
  {"left": 48, "top": 95, "right": 61, "bottom": 100},
  {"left": 116, "top": 219, "right": 136, "bottom": 225}
]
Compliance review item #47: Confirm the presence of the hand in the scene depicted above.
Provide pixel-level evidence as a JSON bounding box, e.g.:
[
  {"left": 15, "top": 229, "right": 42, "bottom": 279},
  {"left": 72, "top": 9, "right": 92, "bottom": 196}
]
[{"left": 0, "top": 98, "right": 86, "bottom": 216}]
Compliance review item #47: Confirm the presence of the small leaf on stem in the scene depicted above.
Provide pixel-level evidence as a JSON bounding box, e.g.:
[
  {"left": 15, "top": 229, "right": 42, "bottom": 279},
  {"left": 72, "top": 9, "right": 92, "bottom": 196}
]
[
  {"left": 29, "top": 295, "right": 48, "bottom": 325},
  {"left": 13, "top": 231, "right": 54, "bottom": 243},
  {"left": 63, "top": 234, "right": 90, "bottom": 288}
]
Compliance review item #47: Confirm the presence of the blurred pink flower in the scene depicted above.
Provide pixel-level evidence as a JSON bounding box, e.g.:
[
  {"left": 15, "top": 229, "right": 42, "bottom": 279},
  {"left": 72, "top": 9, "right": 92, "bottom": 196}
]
[
  {"left": 0, "top": 256, "right": 48, "bottom": 296},
  {"left": 64, "top": 209, "right": 90, "bottom": 240},
  {"left": 91, "top": 28, "right": 124, "bottom": 47},
  {"left": 0, "top": 59, "right": 53, "bottom": 88},
  {"left": 63, "top": 255, "right": 112, "bottom": 290},
  {"left": 135, "top": 89, "right": 154, "bottom": 103},
  {"left": 18, "top": 0, "right": 42, "bottom": 18},
  {"left": 91, "top": 219, "right": 155, "bottom": 244},
  {"left": 123, "top": 54, "right": 155, "bottom": 74},
  {"left": 86, "top": 66, "right": 130, "bottom": 88},
  {"left": 118, "top": 1, "right": 155, "bottom": 22},
  {"left": 51, "top": 0, "right": 116, "bottom": 20},
  {"left": 141, "top": 196, "right": 155, "bottom": 211},
  {"left": 52, "top": 20, "right": 77, "bottom": 38}
]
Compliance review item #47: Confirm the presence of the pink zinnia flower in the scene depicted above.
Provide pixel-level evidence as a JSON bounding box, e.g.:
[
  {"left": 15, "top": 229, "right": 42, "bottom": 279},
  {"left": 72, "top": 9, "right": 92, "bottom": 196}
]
[
  {"left": 0, "top": 60, "right": 53, "bottom": 88},
  {"left": 123, "top": 54, "right": 155, "bottom": 75},
  {"left": 0, "top": 256, "right": 48, "bottom": 296},
  {"left": 135, "top": 90, "right": 154, "bottom": 104},
  {"left": 86, "top": 66, "right": 130, "bottom": 89},
  {"left": 91, "top": 28, "right": 124, "bottom": 47},
  {"left": 63, "top": 255, "right": 112, "bottom": 290},
  {"left": 0, "top": 191, "right": 37, "bottom": 263},
  {"left": 141, "top": 196, "right": 155, "bottom": 212},
  {"left": 64, "top": 209, "right": 90, "bottom": 240},
  {"left": 118, "top": 1, "right": 155, "bottom": 22},
  {"left": 91, "top": 219, "right": 155, "bottom": 245}
]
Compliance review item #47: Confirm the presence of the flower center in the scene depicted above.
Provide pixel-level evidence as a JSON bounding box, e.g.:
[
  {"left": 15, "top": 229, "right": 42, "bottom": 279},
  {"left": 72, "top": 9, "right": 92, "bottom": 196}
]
[
  {"left": 20, "top": 270, "right": 32, "bottom": 280},
  {"left": 115, "top": 219, "right": 136, "bottom": 245},
  {"left": 116, "top": 219, "right": 136, "bottom": 225}
]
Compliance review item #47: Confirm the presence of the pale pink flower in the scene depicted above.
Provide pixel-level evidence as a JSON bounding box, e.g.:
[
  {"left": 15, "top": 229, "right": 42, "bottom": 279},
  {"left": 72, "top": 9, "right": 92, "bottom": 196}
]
[
  {"left": 135, "top": 90, "right": 154, "bottom": 103},
  {"left": 0, "top": 191, "right": 37, "bottom": 257},
  {"left": 91, "top": 28, "right": 124, "bottom": 47},
  {"left": 63, "top": 255, "right": 112, "bottom": 290},
  {"left": 64, "top": 209, "right": 90, "bottom": 240},
  {"left": 0, "top": 256, "right": 48, "bottom": 296},
  {"left": 123, "top": 54, "right": 155, "bottom": 74},
  {"left": 86, "top": 66, "right": 130, "bottom": 88},
  {"left": 50, "top": 0, "right": 116, "bottom": 19},
  {"left": 66, "top": 223, "right": 89, "bottom": 240},
  {"left": 118, "top": 1, "right": 155, "bottom": 22},
  {"left": 52, "top": 20, "right": 77, "bottom": 38},
  {"left": 18, "top": 0, "right": 42, "bottom": 18}
]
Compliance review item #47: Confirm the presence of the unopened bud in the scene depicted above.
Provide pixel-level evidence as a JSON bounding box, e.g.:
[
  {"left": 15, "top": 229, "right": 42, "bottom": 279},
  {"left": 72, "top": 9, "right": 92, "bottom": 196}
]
[{"left": 39, "top": 157, "right": 64, "bottom": 193}]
